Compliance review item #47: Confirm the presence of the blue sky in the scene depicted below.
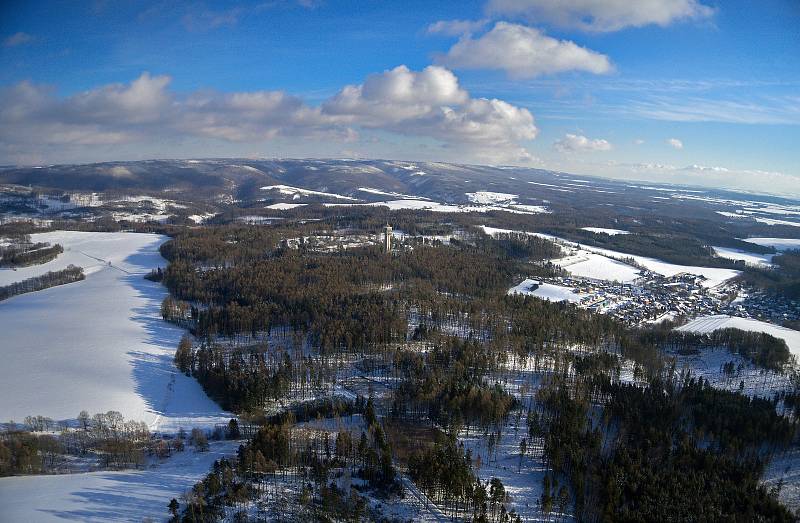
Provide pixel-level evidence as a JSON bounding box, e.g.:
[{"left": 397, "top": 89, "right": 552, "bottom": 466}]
[{"left": 1, "top": 0, "right": 799, "bottom": 195}]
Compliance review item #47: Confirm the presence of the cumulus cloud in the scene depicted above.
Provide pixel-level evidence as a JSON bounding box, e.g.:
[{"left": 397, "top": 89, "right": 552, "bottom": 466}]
[
  {"left": 554, "top": 133, "right": 612, "bottom": 152},
  {"left": 667, "top": 138, "right": 684, "bottom": 149},
  {"left": 323, "top": 65, "right": 538, "bottom": 162},
  {"left": 427, "top": 19, "right": 489, "bottom": 36},
  {"left": 0, "top": 66, "right": 539, "bottom": 165},
  {"left": 435, "top": 22, "right": 612, "bottom": 78},
  {"left": 486, "top": 0, "right": 715, "bottom": 32},
  {"left": 3, "top": 32, "right": 34, "bottom": 47}
]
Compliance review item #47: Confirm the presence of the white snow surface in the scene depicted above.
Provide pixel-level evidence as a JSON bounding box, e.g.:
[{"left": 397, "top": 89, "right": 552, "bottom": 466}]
[
  {"left": 677, "top": 315, "right": 800, "bottom": 358},
  {"left": 712, "top": 246, "right": 773, "bottom": 267},
  {"left": 326, "top": 199, "right": 548, "bottom": 215},
  {"left": 357, "top": 187, "right": 429, "bottom": 200},
  {"left": 754, "top": 217, "right": 800, "bottom": 228},
  {"left": 0, "top": 231, "right": 230, "bottom": 430},
  {"left": 260, "top": 184, "right": 358, "bottom": 201},
  {"left": 465, "top": 191, "right": 517, "bottom": 205},
  {"left": 509, "top": 279, "right": 586, "bottom": 303},
  {"left": 556, "top": 251, "right": 641, "bottom": 282},
  {"left": 581, "top": 227, "right": 629, "bottom": 236},
  {"left": 0, "top": 231, "right": 161, "bottom": 286},
  {"left": 742, "top": 237, "right": 800, "bottom": 251},
  {"left": 484, "top": 227, "right": 740, "bottom": 288},
  {"left": 265, "top": 202, "right": 307, "bottom": 210},
  {"left": 0, "top": 440, "right": 240, "bottom": 523}
]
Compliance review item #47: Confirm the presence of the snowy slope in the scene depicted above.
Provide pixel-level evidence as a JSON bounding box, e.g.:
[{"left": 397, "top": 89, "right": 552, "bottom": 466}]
[
  {"left": 557, "top": 252, "right": 641, "bottom": 282},
  {"left": 509, "top": 279, "right": 586, "bottom": 303},
  {"left": 0, "top": 231, "right": 163, "bottom": 286},
  {"left": 741, "top": 237, "right": 800, "bottom": 251},
  {"left": 712, "top": 246, "right": 773, "bottom": 267},
  {"left": 580, "top": 227, "right": 629, "bottom": 236},
  {"left": 677, "top": 315, "right": 800, "bottom": 358},
  {"left": 0, "top": 231, "right": 229, "bottom": 430},
  {"left": 0, "top": 440, "right": 240, "bottom": 523}
]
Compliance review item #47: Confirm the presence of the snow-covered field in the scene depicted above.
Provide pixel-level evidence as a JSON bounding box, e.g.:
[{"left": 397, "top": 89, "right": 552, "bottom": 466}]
[
  {"left": 509, "top": 279, "right": 586, "bottom": 303},
  {"left": 0, "top": 231, "right": 161, "bottom": 286},
  {"left": 712, "top": 246, "right": 773, "bottom": 267},
  {"left": 580, "top": 227, "right": 629, "bottom": 236},
  {"left": 260, "top": 184, "right": 358, "bottom": 201},
  {"left": 481, "top": 226, "right": 738, "bottom": 287},
  {"left": 326, "top": 198, "right": 549, "bottom": 215},
  {"left": 466, "top": 191, "right": 517, "bottom": 205},
  {"left": 557, "top": 252, "right": 640, "bottom": 282},
  {"left": 0, "top": 231, "right": 229, "bottom": 430},
  {"left": 677, "top": 315, "right": 800, "bottom": 358},
  {"left": 578, "top": 244, "right": 740, "bottom": 288},
  {"left": 265, "top": 202, "right": 307, "bottom": 210},
  {"left": 742, "top": 237, "right": 800, "bottom": 251},
  {"left": 358, "top": 187, "right": 430, "bottom": 200},
  {"left": 0, "top": 440, "right": 240, "bottom": 523}
]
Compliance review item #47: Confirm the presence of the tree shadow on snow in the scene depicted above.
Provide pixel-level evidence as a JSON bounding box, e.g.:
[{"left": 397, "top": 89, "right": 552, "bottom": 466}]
[{"left": 120, "top": 244, "right": 228, "bottom": 429}]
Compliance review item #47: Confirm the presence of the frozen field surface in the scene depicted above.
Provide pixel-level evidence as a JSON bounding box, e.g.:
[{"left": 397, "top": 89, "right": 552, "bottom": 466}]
[
  {"left": 678, "top": 315, "right": 800, "bottom": 358},
  {"left": 558, "top": 252, "right": 640, "bottom": 282},
  {"left": 712, "top": 246, "right": 774, "bottom": 267},
  {"left": 580, "top": 227, "right": 629, "bottom": 236},
  {"left": 0, "top": 231, "right": 229, "bottom": 430},
  {"left": 0, "top": 231, "right": 168, "bottom": 286},
  {"left": 741, "top": 237, "right": 800, "bottom": 251},
  {"left": 509, "top": 279, "right": 586, "bottom": 303},
  {"left": 481, "top": 226, "right": 737, "bottom": 287},
  {"left": 0, "top": 440, "right": 240, "bottom": 523}
]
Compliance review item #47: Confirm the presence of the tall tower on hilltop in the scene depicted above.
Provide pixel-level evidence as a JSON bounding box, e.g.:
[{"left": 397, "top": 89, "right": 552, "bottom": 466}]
[{"left": 383, "top": 224, "right": 393, "bottom": 253}]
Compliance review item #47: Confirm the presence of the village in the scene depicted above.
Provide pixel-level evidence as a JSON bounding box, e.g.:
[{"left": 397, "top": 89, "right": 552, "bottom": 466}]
[{"left": 517, "top": 270, "right": 800, "bottom": 328}]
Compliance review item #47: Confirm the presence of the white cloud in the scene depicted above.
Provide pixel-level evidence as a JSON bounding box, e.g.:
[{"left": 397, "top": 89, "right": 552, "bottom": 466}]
[
  {"left": 0, "top": 66, "right": 540, "bottom": 165},
  {"left": 629, "top": 95, "right": 800, "bottom": 125},
  {"left": 323, "top": 65, "right": 538, "bottom": 162},
  {"left": 323, "top": 65, "right": 469, "bottom": 125},
  {"left": 486, "top": 0, "right": 715, "bottom": 32},
  {"left": 554, "top": 133, "right": 612, "bottom": 152},
  {"left": 427, "top": 19, "right": 489, "bottom": 36},
  {"left": 435, "top": 22, "right": 612, "bottom": 78},
  {"left": 667, "top": 138, "right": 684, "bottom": 149},
  {"left": 3, "top": 32, "right": 34, "bottom": 47},
  {"left": 633, "top": 138, "right": 645, "bottom": 145}
]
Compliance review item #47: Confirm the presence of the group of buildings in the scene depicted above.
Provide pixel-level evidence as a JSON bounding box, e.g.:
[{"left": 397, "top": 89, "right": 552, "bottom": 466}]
[{"left": 536, "top": 269, "right": 798, "bottom": 328}]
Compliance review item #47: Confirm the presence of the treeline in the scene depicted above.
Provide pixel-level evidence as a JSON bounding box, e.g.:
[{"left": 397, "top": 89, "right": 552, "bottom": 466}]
[
  {"left": 408, "top": 434, "right": 520, "bottom": 522},
  {"left": 0, "top": 241, "right": 63, "bottom": 267},
  {"left": 742, "top": 249, "right": 800, "bottom": 299},
  {"left": 392, "top": 337, "right": 516, "bottom": 432},
  {"left": 0, "top": 265, "right": 84, "bottom": 301},
  {"left": 155, "top": 218, "right": 799, "bottom": 520},
  {"left": 0, "top": 411, "right": 150, "bottom": 475},
  {"left": 532, "top": 368, "right": 796, "bottom": 522},
  {"left": 177, "top": 400, "right": 399, "bottom": 522},
  {"left": 638, "top": 325, "right": 793, "bottom": 371}
]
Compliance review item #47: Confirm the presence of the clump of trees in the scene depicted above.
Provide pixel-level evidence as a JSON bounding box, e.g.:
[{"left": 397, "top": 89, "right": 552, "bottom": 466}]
[
  {"left": 0, "top": 410, "right": 151, "bottom": 475},
  {"left": 639, "top": 324, "right": 793, "bottom": 371},
  {"left": 533, "top": 370, "right": 797, "bottom": 522},
  {"left": 0, "top": 265, "right": 84, "bottom": 301},
  {"left": 408, "top": 434, "right": 518, "bottom": 522},
  {"left": 0, "top": 241, "right": 63, "bottom": 267},
  {"left": 392, "top": 338, "right": 516, "bottom": 432},
  {"left": 179, "top": 399, "right": 399, "bottom": 522}
]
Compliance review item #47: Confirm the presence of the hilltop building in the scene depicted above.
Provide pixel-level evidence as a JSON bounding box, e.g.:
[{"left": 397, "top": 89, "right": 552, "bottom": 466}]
[{"left": 383, "top": 224, "right": 392, "bottom": 253}]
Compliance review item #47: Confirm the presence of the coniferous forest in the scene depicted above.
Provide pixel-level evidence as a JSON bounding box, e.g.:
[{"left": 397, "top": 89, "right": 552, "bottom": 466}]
[{"left": 144, "top": 216, "right": 800, "bottom": 522}]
